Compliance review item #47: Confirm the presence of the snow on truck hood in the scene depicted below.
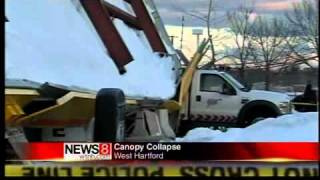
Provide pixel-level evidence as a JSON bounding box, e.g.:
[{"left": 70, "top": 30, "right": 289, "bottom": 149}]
[
  {"left": 5, "top": 0, "right": 178, "bottom": 99},
  {"left": 244, "top": 90, "right": 291, "bottom": 102}
]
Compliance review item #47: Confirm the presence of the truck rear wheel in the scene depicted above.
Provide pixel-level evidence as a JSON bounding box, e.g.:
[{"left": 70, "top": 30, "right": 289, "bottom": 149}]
[{"left": 94, "top": 88, "right": 126, "bottom": 142}]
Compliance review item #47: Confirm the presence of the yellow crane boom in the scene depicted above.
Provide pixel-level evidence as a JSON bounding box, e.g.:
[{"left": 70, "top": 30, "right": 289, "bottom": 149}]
[
  {"left": 178, "top": 38, "right": 210, "bottom": 107},
  {"left": 163, "top": 38, "right": 210, "bottom": 111}
]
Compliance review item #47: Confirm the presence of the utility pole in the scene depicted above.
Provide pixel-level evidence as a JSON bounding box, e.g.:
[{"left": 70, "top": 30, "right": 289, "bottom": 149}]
[{"left": 180, "top": 16, "right": 184, "bottom": 50}]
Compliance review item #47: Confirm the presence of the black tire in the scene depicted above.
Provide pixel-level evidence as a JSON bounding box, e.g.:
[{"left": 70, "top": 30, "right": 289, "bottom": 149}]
[
  {"left": 94, "top": 88, "right": 126, "bottom": 142},
  {"left": 239, "top": 107, "right": 279, "bottom": 128}
]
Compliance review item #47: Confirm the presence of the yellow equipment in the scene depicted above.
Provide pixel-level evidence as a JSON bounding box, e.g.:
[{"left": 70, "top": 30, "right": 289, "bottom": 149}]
[
  {"left": 162, "top": 38, "right": 210, "bottom": 112},
  {"left": 5, "top": 86, "right": 139, "bottom": 128}
]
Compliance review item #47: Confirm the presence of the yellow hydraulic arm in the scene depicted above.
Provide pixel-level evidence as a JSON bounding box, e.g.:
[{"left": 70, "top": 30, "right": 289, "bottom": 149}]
[
  {"left": 163, "top": 38, "right": 210, "bottom": 111},
  {"left": 178, "top": 38, "right": 210, "bottom": 108}
]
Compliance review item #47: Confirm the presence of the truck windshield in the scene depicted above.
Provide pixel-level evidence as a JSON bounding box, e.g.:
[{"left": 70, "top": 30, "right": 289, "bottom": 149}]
[{"left": 220, "top": 72, "right": 249, "bottom": 92}]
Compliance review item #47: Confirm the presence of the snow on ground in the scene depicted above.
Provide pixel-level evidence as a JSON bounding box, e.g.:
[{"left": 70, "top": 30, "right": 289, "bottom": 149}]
[
  {"left": 176, "top": 112, "right": 319, "bottom": 142},
  {"left": 5, "top": 0, "right": 177, "bottom": 99}
]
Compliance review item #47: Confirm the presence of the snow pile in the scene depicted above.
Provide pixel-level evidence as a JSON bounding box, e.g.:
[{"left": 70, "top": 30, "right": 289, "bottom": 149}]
[
  {"left": 5, "top": 0, "right": 177, "bottom": 99},
  {"left": 176, "top": 112, "right": 318, "bottom": 142}
]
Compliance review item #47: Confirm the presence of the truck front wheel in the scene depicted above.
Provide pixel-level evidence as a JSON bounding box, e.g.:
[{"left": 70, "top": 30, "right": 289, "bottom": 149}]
[{"left": 238, "top": 107, "right": 279, "bottom": 128}]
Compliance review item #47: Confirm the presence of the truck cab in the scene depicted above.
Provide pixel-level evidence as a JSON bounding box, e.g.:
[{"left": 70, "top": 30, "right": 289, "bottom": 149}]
[{"left": 178, "top": 69, "right": 293, "bottom": 133}]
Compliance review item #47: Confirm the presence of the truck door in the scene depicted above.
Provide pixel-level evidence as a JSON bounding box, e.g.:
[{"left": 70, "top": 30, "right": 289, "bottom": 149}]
[{"left": 190, "top": 72, "right": 242, "bottom": 121}]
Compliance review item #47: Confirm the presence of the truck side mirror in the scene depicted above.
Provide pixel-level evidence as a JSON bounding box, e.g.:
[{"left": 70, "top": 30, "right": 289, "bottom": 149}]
[
  {"left": 222, "top": 84, "right": 236, "bottom": 95},
  {"left": 222, "top": 89, "right": 236, "bottom": 95},
  {"left": 242, "top": 81, "right": 252, "bottom": 91}
]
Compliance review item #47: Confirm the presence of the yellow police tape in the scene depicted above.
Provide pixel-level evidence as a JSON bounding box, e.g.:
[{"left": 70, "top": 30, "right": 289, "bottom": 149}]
[
  {"left": 5, "top": 164, "right": 319, "bottom": 177},
  {"left": 291, "top": 102, "right": 318, "bottom": 106}
]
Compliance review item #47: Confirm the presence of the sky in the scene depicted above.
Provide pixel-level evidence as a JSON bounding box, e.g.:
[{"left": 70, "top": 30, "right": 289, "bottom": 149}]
[
  {"left": 153, "top": 0, "right": 318, "bottom": 67},
  {"left": 153, "top": 0, "right": 316, "bottom": 28}
]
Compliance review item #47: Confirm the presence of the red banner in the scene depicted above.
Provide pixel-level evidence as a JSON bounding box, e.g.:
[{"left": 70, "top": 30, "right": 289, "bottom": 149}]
[{"left": 16, "top": 142, "right": 319, "bottom": 161}]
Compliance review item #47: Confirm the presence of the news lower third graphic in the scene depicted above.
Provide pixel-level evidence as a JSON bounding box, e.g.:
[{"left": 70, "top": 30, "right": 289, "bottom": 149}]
[
  {"left": 64, "top": 143, "right": 181, "bottom": 160},
  {"left": 19, "top": 143, "right": 183, "bottom": 161},
  {"left": 112, "top": 143, "right": 181, "bottom": 160},
  {"left": 5, "top": 142, "right": 319, "bottom": 177},
  {"left": 12, "top": 142, "right": 318, "bottom": 161}
]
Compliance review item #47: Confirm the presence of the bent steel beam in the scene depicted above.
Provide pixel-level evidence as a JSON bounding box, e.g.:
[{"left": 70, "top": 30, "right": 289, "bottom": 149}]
[
  {"left": 80, "top": 0, "right": 133, "bottom": 74},
  {"left": 125, "top": 0, "right": 167, "bottom": 54},
  {"left": 102, "top": 1, "right": 142, "bottom": 30}
]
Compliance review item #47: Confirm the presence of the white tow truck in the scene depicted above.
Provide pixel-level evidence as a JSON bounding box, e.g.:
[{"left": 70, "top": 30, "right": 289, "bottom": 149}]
[{"left": 176, "top": 69, "right": 292, "bottom": 134}]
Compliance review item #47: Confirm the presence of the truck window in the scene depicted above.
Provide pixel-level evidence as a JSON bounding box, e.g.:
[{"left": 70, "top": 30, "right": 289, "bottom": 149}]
[
  {"left": 200, "top": 74, "right": 225, "bottom": 92},
  {"left": 221, "top": 72, "right": 245, "bottom": 90}
]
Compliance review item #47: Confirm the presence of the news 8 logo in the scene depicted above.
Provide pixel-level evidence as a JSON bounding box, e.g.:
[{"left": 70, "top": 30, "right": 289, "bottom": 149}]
[
  {"left": 64, "top": 143, "right": 112, "bottom": 160},
  {"left": 99, "top": 143, "right": 112, "bottom": 155}
]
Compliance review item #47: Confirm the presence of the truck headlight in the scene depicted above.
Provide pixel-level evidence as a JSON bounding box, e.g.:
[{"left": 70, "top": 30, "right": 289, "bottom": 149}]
[{"left": 278, "top": 102, "right": 292, "bottom": 114}]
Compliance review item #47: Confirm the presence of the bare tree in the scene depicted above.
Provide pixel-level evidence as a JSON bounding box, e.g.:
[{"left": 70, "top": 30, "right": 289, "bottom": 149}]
[
  {"left": 226, "top": 5, "right": 254, "bottom": 81},
  {"left": 173, "top": 0, "right": 226, "bottom": 67},
  {"left": 285, "top": 0, "right": 319, "bottom": 68},
  {"left": 249, "top": 16, "right": 291, "bottom": 90},
  {"left": 206, "top": 0, "right": 217, "bottom": 67}
]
